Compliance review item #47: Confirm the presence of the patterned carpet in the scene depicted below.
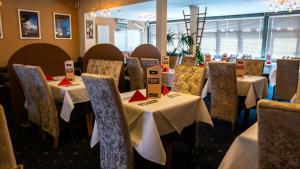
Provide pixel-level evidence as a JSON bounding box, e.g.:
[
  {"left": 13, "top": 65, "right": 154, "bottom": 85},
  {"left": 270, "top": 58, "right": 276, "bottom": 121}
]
[{"left": 5, "top": 87, "right": 274, "bottom": 169}]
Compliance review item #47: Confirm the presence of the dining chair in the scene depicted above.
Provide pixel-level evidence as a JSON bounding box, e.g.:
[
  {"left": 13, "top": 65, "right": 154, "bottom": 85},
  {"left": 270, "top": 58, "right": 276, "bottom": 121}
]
[
  {"left": 236, "top": 59, "right": 265, "bottom": 76},
  {"left": 181, "top": 56, "right": 196, "bottom": 66},
  {"left": 172, "top": 65, "right": 206, "bottom": 96},
  {"left": 209, "top": 62, "right": 238, "bottom": 129},
  {"left": 257, "top": 100, "right": 300, "bottom": 169},
  {"left": 126, "top": 57, "right": 144, "bottom": 91},
  {"left": 274, "top": 59, "right": 299, "bottom": 100},
  {"left": 86, "top": 59, "right": 123, "bottom": 86},
  {"left": 25, "top": 65, "right": 60, "bottom": 148},
  {"left": 81, "top": 73, "right": 133, "bottom": 169},
  {"left": 131, "top": 44, "right": 161, "bottom": 64},
  {"left": 295, "top": 74, "right": 300, "bottom": 104},
  {"left": 0, "top": 105, "right": 23, "bottom": 169},
  {"left": 13, "top": 64, "right": 41, "bottom": 126}
]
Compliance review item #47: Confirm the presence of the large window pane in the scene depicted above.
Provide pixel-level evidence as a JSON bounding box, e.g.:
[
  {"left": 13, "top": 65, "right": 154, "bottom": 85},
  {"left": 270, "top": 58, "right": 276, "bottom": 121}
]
[{"left": 267, "top": 15, "right": 300, "bottom": 59}]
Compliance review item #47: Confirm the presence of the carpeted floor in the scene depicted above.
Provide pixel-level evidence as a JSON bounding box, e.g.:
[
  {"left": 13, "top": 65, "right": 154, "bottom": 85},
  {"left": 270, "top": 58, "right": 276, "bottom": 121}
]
[{"left": 6, "top": 86, "right": 274, "bottom": 169}]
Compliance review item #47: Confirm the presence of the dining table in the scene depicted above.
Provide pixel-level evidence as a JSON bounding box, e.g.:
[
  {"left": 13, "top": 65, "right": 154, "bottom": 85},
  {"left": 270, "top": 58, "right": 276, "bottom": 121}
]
[
  {"left": 201, "top": 75, "right": 269, "bottom": 109},
  {"left": 47, "top": 76, "right": 213, "bottom": 165},
  {"left": 218, "top": 123, "right": 258, "bottom": 169}
]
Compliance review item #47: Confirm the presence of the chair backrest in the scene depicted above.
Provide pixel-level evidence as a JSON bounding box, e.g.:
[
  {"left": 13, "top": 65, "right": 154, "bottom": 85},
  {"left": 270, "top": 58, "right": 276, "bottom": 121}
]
[
  {"left": 82, "top": 44, "right": 125, "bottom": 92},
  {"left": 81, "top": 73, "right": 133, "bottom": 169},
  {"left": 181, "top": 56, "right": 196, "bottom": 66},
  {"left": 237, "top": 59, "right": 265, "bottom": 76},
  {"left": 25, "top": 66, "right": 59, "bottom": 139},
  {"left": 274, "top": 59, "right": 299, "bottom": 100},
  {"left": 126, "top": 57, "right": 144, "bottom": 91},
  {"left": 13, "top": 64, "right": 40, "bottom": 126},
  {"left": 172, "top": 65, "right": 206, "bottom": 96},
  {"left": 209, "top": 62, "right": 238, "bottom": 124},
  {"left": 131, "top": 44, "right": 161, "bottom": 63},
  {"left": 0, "top": 105, "right": 18, "bottom": 169},
  {"left": 257, "top": 100, "right": 300, "bottom": 169},
  {"left": 295, "top": 74, "right": 300, "bottom": 104},
  {"left": 86, "top": 59, "right": 123, "bottom": 86}
]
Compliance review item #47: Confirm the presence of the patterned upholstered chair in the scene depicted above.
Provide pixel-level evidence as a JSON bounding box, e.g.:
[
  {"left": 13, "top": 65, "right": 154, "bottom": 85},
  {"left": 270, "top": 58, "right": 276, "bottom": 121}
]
[
  {"left": 274, "top": 59, "right": 299, "bottom": 100},
  {"left": 25, "top": 66, "right": 60, "bottom": 148},
  {"left": 209, "top": 62, "right": 238, "bottom": 128},
  {"left": 13, "top": 64, "right": 41, "bottom": 126},
  {"left": 81, "top": 73, "right": 133, "bottom": 169},
  {"left": 140, "top": 58, "right": 160, "bottom": 83},
  {"left": 240, "top": 59, "right": 265, "bottom": 76},
  {"left": 172, "top": 65, "right": 206, "bottom": 96},
  {"left": 181, "top": 56, "right": 196, "bottom": 66},
  {"left": 0, "top": 105, "right": 23, "bottom": 169},
  {"left": 257, "top": 100, "right": 300, "bottom": 169},
  {"left": 86, "top": 59, "right": 123, "bottom": 86},
  {"left": 126, "top": 57, "right": 144, "bottom": 91}
]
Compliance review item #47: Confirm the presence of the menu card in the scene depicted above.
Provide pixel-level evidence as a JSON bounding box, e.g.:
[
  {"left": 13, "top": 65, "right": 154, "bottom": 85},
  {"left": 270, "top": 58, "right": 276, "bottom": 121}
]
[
  {"left": 65, "top": 60, "right": 75, "bottom": 81},
  {"left": 146, "top": 65, "right": 161, "bottom": 98},
  {"left": 205, "top": 55, "right": 212, "bottom": 66},
  {"left": 162, "top": 56, "right": 170, "bottom": 72},
  {"left": 236, "top": 60, "right": 245, "bottom": 77}
]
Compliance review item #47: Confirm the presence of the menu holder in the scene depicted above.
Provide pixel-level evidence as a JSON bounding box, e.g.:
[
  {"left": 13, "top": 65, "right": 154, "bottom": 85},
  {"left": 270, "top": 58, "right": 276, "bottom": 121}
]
[
  {"left": 65, "top": 60, "right": 75, "bottom": 81},
  {"left": 162, "top": 56, "right": 170, "bottom": 72},
  {"left": 236, "top": 60, "right": 245, "bottom": 77},
  {"left": 146, "top": 65, "right": 162, "bottom": 98}
]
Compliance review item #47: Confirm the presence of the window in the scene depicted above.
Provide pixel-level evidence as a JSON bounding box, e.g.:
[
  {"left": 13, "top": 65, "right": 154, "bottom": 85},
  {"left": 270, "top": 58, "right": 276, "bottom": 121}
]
[
  {"left": 114, "top": 29, "right": 141, "bottom": 52},
  {"left": 267, "top": 15, "right": 300, "bottom": 59}
]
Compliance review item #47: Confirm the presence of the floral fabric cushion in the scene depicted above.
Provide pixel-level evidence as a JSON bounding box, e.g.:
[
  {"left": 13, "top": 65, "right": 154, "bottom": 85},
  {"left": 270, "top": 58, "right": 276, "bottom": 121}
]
[
  {"left": 86, "top": 59, "right": 123, "bottom": 86},
  {"left": 172, "top": 65, "right": 206, "bottom": 96},
  {"left": 81, "top": 73, "right": 133, "bottom": 169}
]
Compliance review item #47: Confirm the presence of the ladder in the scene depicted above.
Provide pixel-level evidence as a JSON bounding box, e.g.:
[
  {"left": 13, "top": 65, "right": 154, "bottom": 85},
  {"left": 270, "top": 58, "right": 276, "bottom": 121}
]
[{"left": 183, "top": 6, "right": 207, "bottom": 47}]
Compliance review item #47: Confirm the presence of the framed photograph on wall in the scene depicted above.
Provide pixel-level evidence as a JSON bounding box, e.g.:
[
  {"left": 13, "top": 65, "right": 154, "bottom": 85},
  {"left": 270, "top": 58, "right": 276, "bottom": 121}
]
[
  {"left": 18, "top": 9, "right": 41, "bottom": 39},
  {"left": 86, "top": 19, "right": 94, "bottom": 39},
  {"left": 0, "top": 12, "right": 3, "bottom": 38},
  {"left": 54, "top": 13, "right": 72, "bottom": 39}
]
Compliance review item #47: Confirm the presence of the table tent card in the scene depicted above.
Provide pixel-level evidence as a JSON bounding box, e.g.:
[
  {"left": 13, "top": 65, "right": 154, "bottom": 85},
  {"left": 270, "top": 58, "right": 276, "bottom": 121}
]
[
  {"left": 146, "top": 65, "right": 162, "bottom": 98},
  {"left": 162, "top": 56, "right": 170, "bottom": 72},
  {"left": 236, "top": 60, "right": 245, "bottom": 77},
  {"left": 65, "top": 60, "right": 75, "bottom": 81}
]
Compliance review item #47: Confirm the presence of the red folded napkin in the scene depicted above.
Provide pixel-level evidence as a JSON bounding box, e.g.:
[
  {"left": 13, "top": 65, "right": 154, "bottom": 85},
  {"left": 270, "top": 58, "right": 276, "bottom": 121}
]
[
  {"left": 161, "top": 85, "right": 170, "bottom": 96},
  {"left": 45, "top": 74, "right": 54, "bottom": 81},
  {"left": 129, "top": 90, "right": 147, "bottom": 103},
  {"left": 58, "top": 78, "right": 72, "bottom": 86},
  {"left": 163, "top": 67, "right": 170, "bottom": 72},
  {"left": 266, "top": 60, "right": 272, "bottom": 64}
]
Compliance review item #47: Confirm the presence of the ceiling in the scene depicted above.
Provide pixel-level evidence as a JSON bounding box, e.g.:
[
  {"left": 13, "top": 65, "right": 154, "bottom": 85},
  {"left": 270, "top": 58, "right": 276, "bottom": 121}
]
[{"left": 102, "top": 0, "right": 279, "bottom": 21}]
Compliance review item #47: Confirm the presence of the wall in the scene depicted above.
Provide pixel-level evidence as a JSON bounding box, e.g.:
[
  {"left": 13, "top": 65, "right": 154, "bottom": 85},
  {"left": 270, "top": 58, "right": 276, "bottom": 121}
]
[
  {"left": 94, "top": 17, "right": 147, "bottom": 46},
  {"left": 78, "top": 0, "right": 151, "bottom": 56},
  {"left": 0, "top": 0, "right": 79, "bottom": 67}
]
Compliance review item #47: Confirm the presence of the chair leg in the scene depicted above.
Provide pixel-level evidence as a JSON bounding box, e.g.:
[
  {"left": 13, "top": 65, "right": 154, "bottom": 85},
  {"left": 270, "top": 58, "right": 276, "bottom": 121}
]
[
  {"left": 86, "top": 113, "right": 93, "bottom": 136},
  {"left": 53, "top": 137, "right": 59, "bottom": 148}
]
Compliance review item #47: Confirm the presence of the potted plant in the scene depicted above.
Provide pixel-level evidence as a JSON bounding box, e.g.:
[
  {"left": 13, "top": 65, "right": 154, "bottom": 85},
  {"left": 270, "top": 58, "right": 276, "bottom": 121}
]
[{"left": 196, "top": 45, "right": 204, "bottom": 66}]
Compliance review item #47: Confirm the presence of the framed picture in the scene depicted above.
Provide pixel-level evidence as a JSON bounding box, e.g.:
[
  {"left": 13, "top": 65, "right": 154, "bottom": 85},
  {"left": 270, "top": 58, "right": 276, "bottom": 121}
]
[
  {"left": 85, "top": 19, "right": 94, "bottom": 39},
  {"left": 53, "top": 13, "right": 72, "bottom": 39},
  {"left": 0, "top": 12, "right": 3, "bottom": 38},
  {"left": 18, "top": 9, "right": 41, "bottom": 39}
]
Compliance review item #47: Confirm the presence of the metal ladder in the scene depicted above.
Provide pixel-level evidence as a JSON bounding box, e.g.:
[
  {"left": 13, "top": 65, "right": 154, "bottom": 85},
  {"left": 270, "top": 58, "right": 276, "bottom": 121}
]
[{"left": 183, "top": 6, "right": 207, "bottom": 47}]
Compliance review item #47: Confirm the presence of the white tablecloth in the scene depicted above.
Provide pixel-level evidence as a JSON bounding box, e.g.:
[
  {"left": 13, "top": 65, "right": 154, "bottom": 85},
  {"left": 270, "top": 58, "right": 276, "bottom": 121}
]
[
  {"left": 201, "top": 76, "right": 268, "bottom": 109},
  {"left": 91, "top": 89, "right": 213, "bottom": 165},
  {"left": 218, "top": 123, "right": 258, "bottom": 169},
  {"left": 48, "top": 76, "right": 89, "bottom": 122}
]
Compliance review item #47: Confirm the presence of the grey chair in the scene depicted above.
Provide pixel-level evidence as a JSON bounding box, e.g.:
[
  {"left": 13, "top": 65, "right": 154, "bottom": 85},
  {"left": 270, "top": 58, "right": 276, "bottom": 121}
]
[
  {"left": 274, "top": 59, "right": 299, "bottom": 100},
  {"left": 257, "top": 100, "right": 300, "bottom": 169},
  {"left": 82, "top": 73, "right": 133, "bottom": 169},
  {"left": 126, "top": 57, "right": 144, "bottom": 91},
  {"left": 209, "top": 62, "right": 238, "bottom": 128}
]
